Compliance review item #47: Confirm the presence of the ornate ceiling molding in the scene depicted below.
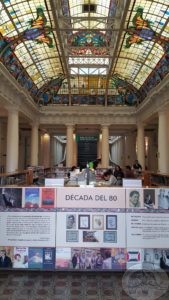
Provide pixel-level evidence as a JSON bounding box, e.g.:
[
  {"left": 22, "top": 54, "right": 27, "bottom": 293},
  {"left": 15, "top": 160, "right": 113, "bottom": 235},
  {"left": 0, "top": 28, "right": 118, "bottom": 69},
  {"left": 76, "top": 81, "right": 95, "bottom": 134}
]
[
  {"left": 136, "top": 73, "right": 169, "bottom": 122},
  {"left": 39, "top": 107, "right": 136, "bottom": 126},
  {"left": 0, "top": 63, "right": 39, "bottom": 121}
]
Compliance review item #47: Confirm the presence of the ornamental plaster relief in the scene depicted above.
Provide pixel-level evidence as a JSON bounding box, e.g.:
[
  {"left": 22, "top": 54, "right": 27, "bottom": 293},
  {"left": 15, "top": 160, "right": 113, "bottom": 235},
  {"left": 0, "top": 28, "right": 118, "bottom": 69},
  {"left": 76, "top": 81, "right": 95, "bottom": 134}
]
[
  {"left": 0, "top": 64, "right": 38, "bottom": 121},
  {"left": 136, "top": 73, "right": 169, "bottom": 122}
]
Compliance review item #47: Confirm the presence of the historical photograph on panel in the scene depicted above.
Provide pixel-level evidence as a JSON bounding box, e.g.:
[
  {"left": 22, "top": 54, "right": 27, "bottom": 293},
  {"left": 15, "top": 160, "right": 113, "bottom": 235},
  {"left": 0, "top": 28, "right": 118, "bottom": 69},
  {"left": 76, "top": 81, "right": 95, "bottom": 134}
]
[
  {"left": 157, "top": 188, "right": 169, "bottom": 209},
  {"left": 55, "top": 248, "right": 71, "bottom": 269},
  {"left": 106, "top": 215, "right": 117, "bottom": 230},
  {"left": 110, "top": 248, "right": 127, "bottom": 270},
  {"left": 83, "top": 231, "right": 99, "bottom": 243},
  {"left": 143, "top": 188, "right": 156, "bottom": 209},
  {"left": 92, "top": 215, "right": 104, "bottom": 230},
  {"left": 71, "top": 248, "right": 84, "bottom": 269},
  {"left": 78, "top": 214, "right": 90, "bottom": 229},
  {"left": 66, "top": 231, "right": 79, "bottom": 243},
  {"left": 0, "top": 246, "right": 13, "bottom": 268},
  {"left": 66, "top": 214, "right": 76, "bottom": 229},
  {"left": 13, "top": 247, "right": 28, "bottom": 268},
  {"left": 103, "top": 231, "right": 117, "bottom": 243},
  {"left": 128, "top": 190, "right": 141, "bottom": 208},
  {"left": 126, "top": 189, "right": 143, "bottom": 208},
  {"left": 85, "top": 248, "right": 103, "bottom": 270},
  {"left": 143, "top": 248, "right": 169, "bottom": 271},
  {"left": 0, "top": 188, "right": 22, "bottom": 208}
]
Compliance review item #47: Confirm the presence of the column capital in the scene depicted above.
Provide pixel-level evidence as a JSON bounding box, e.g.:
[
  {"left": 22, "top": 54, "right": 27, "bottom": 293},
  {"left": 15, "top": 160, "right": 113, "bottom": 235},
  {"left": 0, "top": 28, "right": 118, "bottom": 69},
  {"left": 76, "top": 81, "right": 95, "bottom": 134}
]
[
  {"left": 158, "top": 110, "right": 168, "bottom": 117},
  {"left": 30, "top": 121, "right": 39, "bottom": 128},
  {"left": 66, "top": 124, "right": 75, "bottom": 132},
  {"left": 101, "top": 124, "right": 110, "bottom": 129},
  {"left": 66, "top": 123, "right": 74, "bottom": 127},
  {"left": 136, "top": 121, "right": 145, "bottom": 128},
  {"left": 6, "top": 107, "right": 19, "bottom": 114}
]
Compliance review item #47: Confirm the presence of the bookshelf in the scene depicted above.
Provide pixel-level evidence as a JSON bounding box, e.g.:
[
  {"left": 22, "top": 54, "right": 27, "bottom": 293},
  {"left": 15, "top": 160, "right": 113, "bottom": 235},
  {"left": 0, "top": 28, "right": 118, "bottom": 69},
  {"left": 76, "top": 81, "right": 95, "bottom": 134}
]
[
  {"left": 0, "top": 170, "right": 31, "bottom": 186},
  {"left": 27, "top": 166, "right": 45, "bottom": 184},
  {"left": 143, "top": 171, "right": 169, "bottom": 187}
]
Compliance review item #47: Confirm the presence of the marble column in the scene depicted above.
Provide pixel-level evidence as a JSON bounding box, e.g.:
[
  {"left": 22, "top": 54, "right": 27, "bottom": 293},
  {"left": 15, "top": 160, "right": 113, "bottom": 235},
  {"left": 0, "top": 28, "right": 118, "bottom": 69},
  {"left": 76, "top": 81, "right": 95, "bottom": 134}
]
[
  {"left": 137, "top": 123, "right": 145, "bottom": 170},
  {"left": 42, "top": 133, "right": 50, "bottom": 167},
  {"left": 50, "top": 135, "right": 55, "bottom": 167},
  {"left": 6, "top": 109, "right": 19, "bottom": 172},
  {"left": 101, "top": 125, "right": 109, "bottom": 168},
  {"left": 97, "top": 134, "right": 102, "bottom": 159},
  {"left": 158, "top": 111, "right": 169, "bottom": 173},
  {"left": 30, "top": 123, "right": 39, "bottom": 166},
  {"left": 66, "top": 124, "right": 74, "bottom": 167},
  {"left": 124, "top": 134, "right": 136, "bottom": 166},
  {"left": 73, "top": 134, "right": 77, "bottom": 166}
]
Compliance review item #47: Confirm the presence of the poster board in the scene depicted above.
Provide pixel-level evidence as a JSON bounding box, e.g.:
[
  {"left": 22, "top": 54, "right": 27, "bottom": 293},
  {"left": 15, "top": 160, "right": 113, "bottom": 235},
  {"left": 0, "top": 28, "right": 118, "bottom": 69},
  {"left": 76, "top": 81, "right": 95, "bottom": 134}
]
[
  {"left": 126, "top": 187, "right": 169, "bottom": 270},
  {"left": 0, "top": 186, "right": 169, "bottom": 271}
]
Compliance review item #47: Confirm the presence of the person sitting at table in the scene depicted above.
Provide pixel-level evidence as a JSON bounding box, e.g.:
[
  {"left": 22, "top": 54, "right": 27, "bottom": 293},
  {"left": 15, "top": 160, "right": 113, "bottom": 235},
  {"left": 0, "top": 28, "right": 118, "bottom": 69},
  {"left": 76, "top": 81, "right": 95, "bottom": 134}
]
[
  {"left": 68, "top": 166, "right": 78, "bottom": 181},
  {"left": 124, "top": 165, "right": 135, "bottom": 178},
  {"left": 103, "top": 169, "right": 118, "bottom": 186},
  {"left": 113, "top": 165, "right": 124, "bottom": 185}
]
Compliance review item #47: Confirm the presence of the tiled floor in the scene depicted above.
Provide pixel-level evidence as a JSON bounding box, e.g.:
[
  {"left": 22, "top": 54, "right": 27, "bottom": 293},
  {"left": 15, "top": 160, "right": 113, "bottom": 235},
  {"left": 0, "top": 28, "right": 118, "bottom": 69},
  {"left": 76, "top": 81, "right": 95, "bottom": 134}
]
[{"left": 0, "top": 270, "right": 169, "bottom": 300}]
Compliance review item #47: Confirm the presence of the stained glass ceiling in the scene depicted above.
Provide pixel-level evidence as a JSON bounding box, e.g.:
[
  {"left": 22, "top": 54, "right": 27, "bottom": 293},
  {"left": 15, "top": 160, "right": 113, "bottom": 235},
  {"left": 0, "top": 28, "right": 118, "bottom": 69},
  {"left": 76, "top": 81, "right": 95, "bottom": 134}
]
[{"left": 0, "top": 0, "right": 169, "bottom": 105}]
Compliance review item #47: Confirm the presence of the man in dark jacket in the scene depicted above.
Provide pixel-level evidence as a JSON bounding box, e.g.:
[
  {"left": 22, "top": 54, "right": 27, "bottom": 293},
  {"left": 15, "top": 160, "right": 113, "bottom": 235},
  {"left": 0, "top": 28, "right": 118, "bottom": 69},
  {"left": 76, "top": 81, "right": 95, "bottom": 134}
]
[{"left": 0, "top": 250, "right": 12, "bottom": 268}]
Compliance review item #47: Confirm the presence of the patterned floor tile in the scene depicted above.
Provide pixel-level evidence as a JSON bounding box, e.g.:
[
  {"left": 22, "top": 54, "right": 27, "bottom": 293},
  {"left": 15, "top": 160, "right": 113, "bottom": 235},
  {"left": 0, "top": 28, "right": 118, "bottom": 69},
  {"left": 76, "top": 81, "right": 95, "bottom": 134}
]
[{"left": 0, "top": 271, "right": 168, "bottom": 300}]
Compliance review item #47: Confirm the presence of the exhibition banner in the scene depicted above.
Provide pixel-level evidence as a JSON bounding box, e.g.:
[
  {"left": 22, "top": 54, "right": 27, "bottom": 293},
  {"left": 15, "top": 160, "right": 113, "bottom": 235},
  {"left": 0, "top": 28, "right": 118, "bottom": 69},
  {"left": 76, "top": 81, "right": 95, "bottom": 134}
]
[
  {"left": 0, "top": 186, "right": 169, "bottom": 271},
  {"left": 56, "top": 187, "right": 125, "bottom": 209}
]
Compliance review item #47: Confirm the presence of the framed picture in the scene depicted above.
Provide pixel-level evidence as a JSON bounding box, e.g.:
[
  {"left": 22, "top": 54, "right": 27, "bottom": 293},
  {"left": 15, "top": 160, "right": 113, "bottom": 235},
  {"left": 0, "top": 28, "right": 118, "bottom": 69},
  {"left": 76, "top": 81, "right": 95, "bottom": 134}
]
[
  {"left": 66, "top": 231, "right": 79, "bottom": 242},
  {"left": 92, "top": 215, "right": 104, "bottom": 230},
  {"left": 106, "top": 215, "right": 117, "bottom": 230},
  {"left": 66, "top": 214, "right": 76, "bottom": 229},
  {"left": 83, "top": 231, "right": 99, "bottom": 242},
  {"left": 103, "top": 231, "right": 117, "bottom": 243},
  {"left": 144, "top": 189, "right": 155, "bottom": 209},
  {"left": 78, "top": 215, "right": 90, "bottom": 229}
]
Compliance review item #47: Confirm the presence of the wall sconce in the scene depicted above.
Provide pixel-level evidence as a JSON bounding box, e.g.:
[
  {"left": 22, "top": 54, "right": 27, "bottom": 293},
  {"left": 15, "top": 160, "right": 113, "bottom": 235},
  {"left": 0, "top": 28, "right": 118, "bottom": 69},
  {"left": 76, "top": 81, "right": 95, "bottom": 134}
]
[
  {"left": 44, "top": 133, "right": 50, "bottom": 140},
  {"left": 145, "top": 136, "right": 149, "bottom": 155}
]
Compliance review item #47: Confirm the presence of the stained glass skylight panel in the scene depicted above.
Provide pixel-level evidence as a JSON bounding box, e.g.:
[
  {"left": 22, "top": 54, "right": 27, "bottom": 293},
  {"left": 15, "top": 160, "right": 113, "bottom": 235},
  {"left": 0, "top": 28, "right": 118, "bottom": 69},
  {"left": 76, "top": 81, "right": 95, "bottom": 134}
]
[
  {"left": 0, "top": 0, "right": 63, "bottom": 89},
  {"left": 69, "top": 57, "right": 109, "bottom": 65},
  {"left": 15, "top": 45, "right": 33, "bottom": 67},
  {"left": 113, "top": 0, "right": 169, "bottom": 88},
  {"left": 70, "top": 67, "right": 107, "bottom": 75},
  {"left": 69, "top": 0, "right": 111, "bottom": 30},
  {"left": 1, "top": 0, "right": 169, "bottom": 101}
]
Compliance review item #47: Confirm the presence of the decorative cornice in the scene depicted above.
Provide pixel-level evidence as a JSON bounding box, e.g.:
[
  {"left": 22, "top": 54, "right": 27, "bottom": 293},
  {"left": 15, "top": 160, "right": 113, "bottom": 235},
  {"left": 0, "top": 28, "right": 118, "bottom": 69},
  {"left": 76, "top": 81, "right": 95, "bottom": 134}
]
[
  {"left": 0, "top": 63, "right": 39, "bottom": 121},
  {"left": 39, "top": 106, "right": 137, "bottom": 125},
  {"left": 136, "top": 73, "right": 169, "bottom": 122}
]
